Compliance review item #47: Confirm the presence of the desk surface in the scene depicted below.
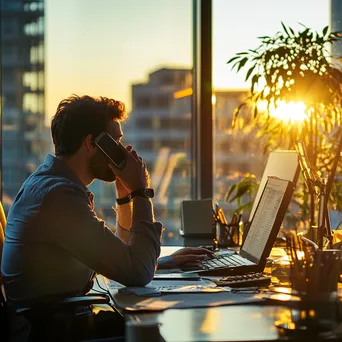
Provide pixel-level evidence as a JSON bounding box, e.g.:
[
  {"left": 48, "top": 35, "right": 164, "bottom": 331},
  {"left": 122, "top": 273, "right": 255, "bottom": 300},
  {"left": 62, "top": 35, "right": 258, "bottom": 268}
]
[
  {"left": 100, "top": 246, "right": 342, "bottom": 342},
  {"left": 130, "top": 305, "right": 290, "bottom": 342}
]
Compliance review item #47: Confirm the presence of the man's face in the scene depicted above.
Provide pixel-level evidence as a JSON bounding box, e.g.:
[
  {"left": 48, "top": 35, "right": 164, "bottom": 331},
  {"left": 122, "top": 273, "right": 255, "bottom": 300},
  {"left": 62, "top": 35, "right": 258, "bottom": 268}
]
[{"left": 89, "top": 121, "right": 123, "bottom": 183}]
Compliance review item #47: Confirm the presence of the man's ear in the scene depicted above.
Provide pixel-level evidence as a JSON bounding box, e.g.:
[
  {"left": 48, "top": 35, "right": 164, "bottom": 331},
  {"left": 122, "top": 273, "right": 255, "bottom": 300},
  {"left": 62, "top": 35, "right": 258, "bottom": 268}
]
[{"left": 85, "top": 134, "right": 96, "bottom": 153}]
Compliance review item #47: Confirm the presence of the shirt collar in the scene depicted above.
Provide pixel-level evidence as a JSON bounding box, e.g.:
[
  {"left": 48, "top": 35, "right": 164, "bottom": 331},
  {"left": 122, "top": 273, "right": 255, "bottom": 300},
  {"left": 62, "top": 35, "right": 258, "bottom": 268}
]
[{"left": 43, "top": 154, "right": 92, "bottom": 198}]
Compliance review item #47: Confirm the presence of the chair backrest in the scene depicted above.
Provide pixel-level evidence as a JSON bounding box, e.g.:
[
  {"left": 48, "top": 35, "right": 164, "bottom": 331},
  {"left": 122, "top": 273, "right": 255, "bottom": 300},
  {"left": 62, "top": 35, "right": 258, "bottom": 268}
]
[
  {"left": 0, "top": 202, "right": 7, "bottom": 287},
  {"left": 0, "top": 203, "right": 9, "bottom": 341}
]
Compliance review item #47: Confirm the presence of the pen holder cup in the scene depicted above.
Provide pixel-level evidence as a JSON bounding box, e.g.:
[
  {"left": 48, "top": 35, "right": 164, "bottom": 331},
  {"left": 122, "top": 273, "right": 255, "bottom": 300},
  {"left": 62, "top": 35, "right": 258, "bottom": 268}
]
[
  {"left": 291, "top": 249, "right": 341, "bottom": 296},
  {"left": 217, "top": 223, "right": 239, "bottom": 247},
  {"left": 288, "top": 249, "right": 342, "bottom": 331}
]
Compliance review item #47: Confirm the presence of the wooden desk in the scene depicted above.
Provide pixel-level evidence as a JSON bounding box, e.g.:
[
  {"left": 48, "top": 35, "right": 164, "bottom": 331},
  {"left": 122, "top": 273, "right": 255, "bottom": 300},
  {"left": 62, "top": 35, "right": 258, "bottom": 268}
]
[{"left": 98, "top": 246, "right": 342, "bottom": 341}]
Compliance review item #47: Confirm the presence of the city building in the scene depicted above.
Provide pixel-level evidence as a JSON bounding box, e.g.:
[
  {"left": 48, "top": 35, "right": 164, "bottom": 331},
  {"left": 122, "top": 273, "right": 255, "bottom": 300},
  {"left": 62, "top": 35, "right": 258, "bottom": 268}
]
[
  {"left": 331, "top": 0, "right": 342, "bottom": 59},
  {"left": 1, "top": 0, "right": 50, "bottom": 211},
  {"left": 124, "top": 68, "right": 192, "bottom": 244},
  {"left": 123, "top": 67, "right": 265, "bottom": 244}
]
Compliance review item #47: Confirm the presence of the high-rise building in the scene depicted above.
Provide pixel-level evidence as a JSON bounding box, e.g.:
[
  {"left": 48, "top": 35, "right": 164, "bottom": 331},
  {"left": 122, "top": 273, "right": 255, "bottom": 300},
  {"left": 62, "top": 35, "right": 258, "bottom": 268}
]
[
  {"left": 331, "top": 0, "right": 342, "bottom": 59},
  {"left": 124, "top": 68, "right": 192, "bottom": 244},
  {"left": 1, "top": 0, "right": 50, "bottom": 210},
  {"left": 124, "top": 68, "right": 265, "bottom": 244}
]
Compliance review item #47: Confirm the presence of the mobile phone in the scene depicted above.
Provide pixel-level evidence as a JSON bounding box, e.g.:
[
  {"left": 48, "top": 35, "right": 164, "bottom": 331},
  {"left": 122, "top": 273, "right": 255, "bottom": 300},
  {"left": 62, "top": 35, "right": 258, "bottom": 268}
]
[{"left": 94, "top": 131, "right": 127, "bottom": 170}]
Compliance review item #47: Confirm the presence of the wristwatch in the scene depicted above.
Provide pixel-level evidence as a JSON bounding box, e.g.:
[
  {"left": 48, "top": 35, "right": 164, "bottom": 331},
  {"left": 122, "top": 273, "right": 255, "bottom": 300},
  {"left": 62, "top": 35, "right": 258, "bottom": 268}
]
[{"left": 116, "top": 188, "right": 154, "bottom": 205}]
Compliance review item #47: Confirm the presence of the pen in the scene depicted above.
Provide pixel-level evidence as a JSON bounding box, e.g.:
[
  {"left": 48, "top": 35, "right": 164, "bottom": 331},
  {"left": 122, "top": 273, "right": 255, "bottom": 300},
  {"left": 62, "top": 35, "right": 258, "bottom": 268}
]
[
  {"left": 218, "top": 207, "right": 228, "bottom": 225},
  {"left": 212, "top": 208, "right": 219, "bottom": 222},
  {"left": 231, "top": 213, "right": 238, "bottom": 226}
]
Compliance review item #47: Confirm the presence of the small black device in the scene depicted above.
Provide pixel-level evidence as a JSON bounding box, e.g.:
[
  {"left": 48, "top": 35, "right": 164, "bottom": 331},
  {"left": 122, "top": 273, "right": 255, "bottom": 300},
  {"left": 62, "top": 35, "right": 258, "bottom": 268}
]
[
  {"left": 212, "top": 272, "right": 271, "bottom": 288},
  {"left": 94, "top": 131, "right": 127, "bottom": 170}
]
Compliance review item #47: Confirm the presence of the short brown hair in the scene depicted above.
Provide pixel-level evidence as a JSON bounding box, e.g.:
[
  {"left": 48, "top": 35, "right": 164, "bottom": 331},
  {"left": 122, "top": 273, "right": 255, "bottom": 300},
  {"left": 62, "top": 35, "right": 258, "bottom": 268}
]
[{"left": 51, "top": 95, "right": 127, "bottom": 156}]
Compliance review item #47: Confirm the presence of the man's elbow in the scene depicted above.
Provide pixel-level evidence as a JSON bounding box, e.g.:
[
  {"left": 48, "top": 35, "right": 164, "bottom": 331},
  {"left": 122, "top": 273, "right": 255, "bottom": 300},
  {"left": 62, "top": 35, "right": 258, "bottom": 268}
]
[
  {"left": 132, "top": 267, "right": 155, "bottom": 286},
  {"left": 124, "top": 262, "right": 156, "bottom": 287}
]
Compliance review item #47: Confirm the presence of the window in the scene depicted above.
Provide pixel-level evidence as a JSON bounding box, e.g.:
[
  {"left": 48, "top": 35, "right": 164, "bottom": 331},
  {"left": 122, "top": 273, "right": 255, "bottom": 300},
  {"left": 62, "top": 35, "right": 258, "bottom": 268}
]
[
  {"left": 213, "top": 0, "right": 330, "bottom": 215},
  {"left": 1, "top": 0, "right": 193, "bottom": 245}
]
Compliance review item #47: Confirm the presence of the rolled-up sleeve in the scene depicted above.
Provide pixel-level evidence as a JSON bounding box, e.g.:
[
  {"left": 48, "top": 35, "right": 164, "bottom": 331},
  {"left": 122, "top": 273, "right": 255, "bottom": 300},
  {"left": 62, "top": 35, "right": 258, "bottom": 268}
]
[{"left": 39, "top": 185, "right": 162, "bottom": 287}]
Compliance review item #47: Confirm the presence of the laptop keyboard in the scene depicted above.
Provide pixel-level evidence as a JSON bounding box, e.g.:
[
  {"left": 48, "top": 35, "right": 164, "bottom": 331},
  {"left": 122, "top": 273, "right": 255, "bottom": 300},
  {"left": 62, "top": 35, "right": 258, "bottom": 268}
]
[
  {"left": 181, "top": 252, "right": 256, "bottom": 276},
  {"left": 200, "top": 254, "right": 246, "bottom": 269}
]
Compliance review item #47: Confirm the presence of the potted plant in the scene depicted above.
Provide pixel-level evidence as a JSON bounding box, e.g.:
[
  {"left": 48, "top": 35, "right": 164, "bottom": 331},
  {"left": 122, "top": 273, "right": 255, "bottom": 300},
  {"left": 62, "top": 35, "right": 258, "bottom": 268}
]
[{"left": 226, "top": 23, "right": 342, "bottom": 234}]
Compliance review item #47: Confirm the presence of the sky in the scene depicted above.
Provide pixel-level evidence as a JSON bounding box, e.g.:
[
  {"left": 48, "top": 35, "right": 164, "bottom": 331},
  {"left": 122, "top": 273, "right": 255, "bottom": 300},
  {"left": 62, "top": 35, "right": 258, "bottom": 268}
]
[{"left": 45, "top": 0, "right": 330, "bottom": 125}]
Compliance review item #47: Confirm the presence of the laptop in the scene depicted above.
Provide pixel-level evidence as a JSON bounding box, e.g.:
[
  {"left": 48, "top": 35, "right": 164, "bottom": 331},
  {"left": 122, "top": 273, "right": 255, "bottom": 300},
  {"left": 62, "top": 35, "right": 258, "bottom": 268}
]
[{"left": 182, "top": 176, "right": 295, "bottom": 276}]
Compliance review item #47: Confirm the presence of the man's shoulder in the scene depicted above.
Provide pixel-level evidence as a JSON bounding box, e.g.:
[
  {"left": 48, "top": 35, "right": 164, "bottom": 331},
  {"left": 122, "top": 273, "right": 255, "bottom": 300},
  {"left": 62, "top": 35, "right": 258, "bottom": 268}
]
[{"left": 23, "top": 167, "right": 87, "bottom": 200}]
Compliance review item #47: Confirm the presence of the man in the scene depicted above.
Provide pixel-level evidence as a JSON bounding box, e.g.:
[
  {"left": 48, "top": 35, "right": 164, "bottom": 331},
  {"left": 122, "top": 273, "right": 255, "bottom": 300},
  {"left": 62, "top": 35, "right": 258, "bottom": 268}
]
[{"left": 2, "top": 95, "right": 210, "bottom": 304}]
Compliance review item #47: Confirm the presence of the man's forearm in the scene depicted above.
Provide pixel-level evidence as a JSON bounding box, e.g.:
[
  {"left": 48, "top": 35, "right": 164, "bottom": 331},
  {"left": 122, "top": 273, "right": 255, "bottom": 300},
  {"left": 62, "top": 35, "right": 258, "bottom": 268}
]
[
  {"left": 115, "top": 197, "right": 155, "bottom": 243},
  {"left": 132, "top": 197, "right": 154, "bottom": 223},
  {"left": 116, "top": 202, "right": 132, "bottom": 230}
]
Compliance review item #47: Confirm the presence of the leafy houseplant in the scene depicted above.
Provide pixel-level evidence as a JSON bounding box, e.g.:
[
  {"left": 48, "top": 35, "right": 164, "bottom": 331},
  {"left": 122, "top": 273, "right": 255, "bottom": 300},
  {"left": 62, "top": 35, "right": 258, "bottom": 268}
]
[{"left": 226, "top": 23, "right": 342, "bottom": 229}]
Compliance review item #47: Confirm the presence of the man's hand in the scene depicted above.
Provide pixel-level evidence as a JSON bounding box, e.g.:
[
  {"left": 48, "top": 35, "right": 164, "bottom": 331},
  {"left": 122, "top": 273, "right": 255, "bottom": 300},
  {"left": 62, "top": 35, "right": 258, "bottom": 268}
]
[
  {"left": 158, "top": 247, "right": 214, "bottom": 269},
  {"left": 110, "top": 145, "right": 148, "bottom": 193},
  {"left": 115, "top": 145, "right": 132, "bottom": 198},
  {"left": 115, "top": 144, "right": 151, "bottom": 198}
]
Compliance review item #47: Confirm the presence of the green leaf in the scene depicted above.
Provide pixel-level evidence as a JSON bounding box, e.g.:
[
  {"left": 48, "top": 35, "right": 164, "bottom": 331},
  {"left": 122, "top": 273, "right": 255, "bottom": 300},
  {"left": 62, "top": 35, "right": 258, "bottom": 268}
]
[
  {"left": 231, "top": 60, "right": 241, "bottom": 70},
  {"left": 234, "top": 102, "right": 247, "bottom": 118},
  {"left": 253, "top": 104, "right": 258, "bottom": 118},
  {"left": 228, "top": 182, "right": 252, "bottom": 203},
  {"left": 251, "top": 74, "right": 260, "bottom": 93},
  {"left": 227, "top": 56, "right": 240, "bottom": 64},
  {"left": 245, "top": 65, "right": 255, "bottom": 82},
  {"left": 322, "top": 25, "right": 329, "bottom": 37},
  {"left": 225, "top": 184, "right": 237, "bottom": 201},
  {"left": 289, "top": 26, "right": 295, "bottom": 36},
  {"left": 237, "top": 57, "right": 248, "bottom": 72},
  {"left": 281, "top": 21, "right": 289, "bottom": 36}
]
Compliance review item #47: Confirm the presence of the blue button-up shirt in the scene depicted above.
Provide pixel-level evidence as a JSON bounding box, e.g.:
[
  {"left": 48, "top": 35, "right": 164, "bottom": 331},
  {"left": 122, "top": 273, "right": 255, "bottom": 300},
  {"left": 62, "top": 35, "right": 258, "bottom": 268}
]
[{"left": 1, "top": 154, "right": 162, "bottom": 302}]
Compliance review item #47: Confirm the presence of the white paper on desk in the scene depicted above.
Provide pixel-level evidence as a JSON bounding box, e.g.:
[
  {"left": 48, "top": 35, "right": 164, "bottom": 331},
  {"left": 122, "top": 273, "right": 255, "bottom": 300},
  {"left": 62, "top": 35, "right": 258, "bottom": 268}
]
[
  {"left": 106, "top": 278, "right": 228, "bottom": 296},
  {"left": 146, "top": 279, "right": 230, "bottom": 293}
]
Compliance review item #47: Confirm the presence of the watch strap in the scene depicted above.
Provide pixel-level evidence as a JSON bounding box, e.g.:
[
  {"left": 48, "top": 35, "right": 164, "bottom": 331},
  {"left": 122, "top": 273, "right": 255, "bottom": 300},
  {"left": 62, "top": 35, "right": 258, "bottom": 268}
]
[
  {"left": 116, "top": 188, "right": 154, "bottom": 205},
  {"left": 131, "top": 188, "right": 154, "bottom": 199},
  {"left": 116, "top": 195, "right": 132, "bottom": 205}
]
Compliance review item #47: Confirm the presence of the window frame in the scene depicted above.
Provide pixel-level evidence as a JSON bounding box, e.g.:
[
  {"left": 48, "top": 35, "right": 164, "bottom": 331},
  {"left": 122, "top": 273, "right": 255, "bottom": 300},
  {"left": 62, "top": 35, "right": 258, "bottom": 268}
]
[{"left": 192, "top": 0, "right": 213, "bottom": 200}]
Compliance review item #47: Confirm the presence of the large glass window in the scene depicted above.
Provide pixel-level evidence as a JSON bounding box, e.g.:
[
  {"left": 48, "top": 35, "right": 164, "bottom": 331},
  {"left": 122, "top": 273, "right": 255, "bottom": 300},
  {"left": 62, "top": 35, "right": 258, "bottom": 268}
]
[
  {"left": 213, "top": 0, "right": 330, "bottom": 218},
  {"left": 1, "top": 0, "right": 47, "bottom": 205},
  {"left": 1, "top": 0, "right": 193, "bottom": 245}
]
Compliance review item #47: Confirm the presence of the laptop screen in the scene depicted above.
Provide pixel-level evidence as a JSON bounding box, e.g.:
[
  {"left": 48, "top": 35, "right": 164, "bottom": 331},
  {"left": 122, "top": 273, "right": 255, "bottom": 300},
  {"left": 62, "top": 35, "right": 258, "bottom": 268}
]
[
  {"left": 240, "top": 177, "right": 292, "bottom": 263},
  {"left": 248, "top": 151, "right": 299, "bottom": 223}
]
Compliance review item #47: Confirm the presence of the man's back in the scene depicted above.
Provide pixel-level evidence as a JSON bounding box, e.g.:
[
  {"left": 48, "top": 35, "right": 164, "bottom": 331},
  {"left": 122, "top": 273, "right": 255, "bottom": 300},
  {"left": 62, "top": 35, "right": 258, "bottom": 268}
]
[{"left": 1, "top": 155, "right": 94, "bottom": 303}]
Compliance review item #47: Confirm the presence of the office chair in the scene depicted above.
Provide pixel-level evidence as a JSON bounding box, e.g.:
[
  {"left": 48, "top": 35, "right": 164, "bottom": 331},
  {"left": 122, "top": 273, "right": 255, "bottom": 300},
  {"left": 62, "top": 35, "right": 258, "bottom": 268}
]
[
  {"left": 0, "top": 201, "right": 122, "bottom": 341},
  {"left": 0, "top": 202, "right": 10, "bottom": 341}
]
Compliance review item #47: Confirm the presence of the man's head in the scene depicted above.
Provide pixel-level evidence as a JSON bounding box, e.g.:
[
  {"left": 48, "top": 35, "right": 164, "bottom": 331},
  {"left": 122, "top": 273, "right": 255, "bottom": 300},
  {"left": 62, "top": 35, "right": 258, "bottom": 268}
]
[{"left": 51, "top": 95, "right": 127, "bottom": 182}]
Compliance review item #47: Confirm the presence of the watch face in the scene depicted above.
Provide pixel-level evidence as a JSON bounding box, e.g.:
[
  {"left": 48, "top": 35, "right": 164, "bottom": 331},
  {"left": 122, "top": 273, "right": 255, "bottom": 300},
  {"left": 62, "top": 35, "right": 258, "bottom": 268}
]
[{"left": 144, "top": 188, "right": 154, "bottom": 198}]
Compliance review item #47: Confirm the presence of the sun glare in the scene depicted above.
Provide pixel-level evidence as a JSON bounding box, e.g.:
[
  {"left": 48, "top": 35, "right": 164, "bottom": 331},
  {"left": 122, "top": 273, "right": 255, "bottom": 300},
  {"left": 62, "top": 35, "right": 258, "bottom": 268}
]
[
  {"left": 270, "top": 101, "right": 307, "bottom": 123},
  {"left": 257, "top": 100, "right": 308, "bottom": 123}
]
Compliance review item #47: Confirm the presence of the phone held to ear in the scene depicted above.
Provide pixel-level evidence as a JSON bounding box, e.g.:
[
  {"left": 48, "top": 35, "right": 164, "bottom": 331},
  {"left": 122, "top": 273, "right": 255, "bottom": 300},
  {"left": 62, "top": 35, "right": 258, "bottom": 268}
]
[{"left": 94, "top": 131, "right": 127, "bottom": 170}]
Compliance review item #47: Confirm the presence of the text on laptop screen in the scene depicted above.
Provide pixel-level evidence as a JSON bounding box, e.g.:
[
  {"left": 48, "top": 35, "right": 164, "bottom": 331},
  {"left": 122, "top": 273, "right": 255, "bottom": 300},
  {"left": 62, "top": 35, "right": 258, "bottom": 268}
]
[
  {"left": 248, "top": 151, "right": 298, "bottom": 223},
  {"left": 241, "top": 177, "right": 289, "bottom": 262}
]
